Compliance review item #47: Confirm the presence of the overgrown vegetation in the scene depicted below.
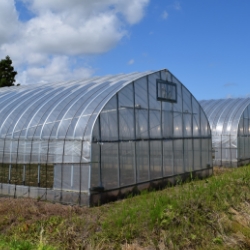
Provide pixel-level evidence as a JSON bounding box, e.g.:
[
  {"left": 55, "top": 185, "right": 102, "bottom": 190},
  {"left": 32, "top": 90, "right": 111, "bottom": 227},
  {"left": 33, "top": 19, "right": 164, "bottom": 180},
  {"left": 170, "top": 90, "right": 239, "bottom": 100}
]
[
  {"left": 1, "top": 166, "right": 250, "bottom": 249},
  {"left": 0, "top": 164, "right": 54, "bottom": 188}
]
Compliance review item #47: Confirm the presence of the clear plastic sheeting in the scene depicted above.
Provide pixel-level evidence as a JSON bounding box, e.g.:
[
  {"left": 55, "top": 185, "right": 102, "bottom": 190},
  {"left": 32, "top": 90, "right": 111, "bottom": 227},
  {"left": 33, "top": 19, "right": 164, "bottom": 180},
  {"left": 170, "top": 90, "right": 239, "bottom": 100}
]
[
  {"left": 200, "top": 98, "right": 250, "bottom": 167},
  {"left": 0, "top": 69, "right": 212, "bottom": 205}
]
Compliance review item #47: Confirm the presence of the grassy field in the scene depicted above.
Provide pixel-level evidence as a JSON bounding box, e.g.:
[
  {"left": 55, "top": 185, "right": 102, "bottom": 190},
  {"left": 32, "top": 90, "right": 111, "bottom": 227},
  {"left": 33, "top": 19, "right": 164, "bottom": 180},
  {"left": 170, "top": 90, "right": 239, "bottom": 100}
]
[{"left": 1, "top": 166, "right": 250, "bottom": 249}]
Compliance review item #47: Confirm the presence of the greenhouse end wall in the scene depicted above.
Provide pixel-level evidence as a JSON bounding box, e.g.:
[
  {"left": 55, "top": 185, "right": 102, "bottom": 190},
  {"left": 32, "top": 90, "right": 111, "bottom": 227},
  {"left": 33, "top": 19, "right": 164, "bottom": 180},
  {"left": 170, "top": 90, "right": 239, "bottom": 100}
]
[
  {"left": 90, "top": 70, "right": 213, "bottom": 205},
  {"left": 0, "top": 69, "right": 213, "bottom": 206}
]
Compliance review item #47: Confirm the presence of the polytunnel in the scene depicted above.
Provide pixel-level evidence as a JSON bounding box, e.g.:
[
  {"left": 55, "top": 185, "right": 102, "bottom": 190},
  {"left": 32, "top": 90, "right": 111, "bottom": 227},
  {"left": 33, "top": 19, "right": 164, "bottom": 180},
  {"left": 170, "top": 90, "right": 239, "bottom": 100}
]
[
  {"left": 0, "top": 69, "right": 212, "bottom": 206},
  {"left": 200, "top": 98, "right": 250, "bottom": 167}
]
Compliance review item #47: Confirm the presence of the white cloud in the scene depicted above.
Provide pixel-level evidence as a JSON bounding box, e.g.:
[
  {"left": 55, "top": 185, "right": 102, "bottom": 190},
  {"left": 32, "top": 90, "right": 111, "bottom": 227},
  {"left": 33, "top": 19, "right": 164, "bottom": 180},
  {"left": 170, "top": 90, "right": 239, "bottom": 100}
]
[
  {"left": 20, "top": 11, "right": 124, "bottom": 55},
  {"left": 0, "top": 0, "right": 149, "bottom": 84},
  {"left": 128, "top": 59, "right": 135, "bottom": 65},
  {"left": 25, "top": 0, "right": 149, "bottom": 25},
  {"left": 18, "top": 56, "right": 93, "bottom": 85},
  {"left": 162, "top": 10, "right": 168, "bottom": 19},
  {"left": 116, "top": 0, "right": 149, "bottom": 24},
  {"left": 0, "top": 0, "right": 19, "bottom": 43}
]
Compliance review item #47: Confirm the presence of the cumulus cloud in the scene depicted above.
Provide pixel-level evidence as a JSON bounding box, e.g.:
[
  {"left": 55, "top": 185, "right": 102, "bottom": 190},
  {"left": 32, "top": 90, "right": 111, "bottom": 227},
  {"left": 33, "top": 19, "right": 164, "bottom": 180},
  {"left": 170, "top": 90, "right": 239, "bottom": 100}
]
[
  {"left": 0, "top": 0, "right": 19, "bottom": 43},
  {"left": 0, "top": 0, "right": 149, "bottom": 84},
  {"left": 19, "top": 56, "right": 94, "bottom": 85}
]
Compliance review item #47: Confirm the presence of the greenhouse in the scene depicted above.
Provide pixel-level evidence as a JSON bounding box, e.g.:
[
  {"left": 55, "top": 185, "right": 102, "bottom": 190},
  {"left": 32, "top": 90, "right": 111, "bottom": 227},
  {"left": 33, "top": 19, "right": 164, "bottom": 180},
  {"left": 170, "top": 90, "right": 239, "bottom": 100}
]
[
  {"left": 0, "top": 69, "right": 212, "bottom": 206},
  {"left": 200, "top": 98, "right": 250, "bottom": 167}
]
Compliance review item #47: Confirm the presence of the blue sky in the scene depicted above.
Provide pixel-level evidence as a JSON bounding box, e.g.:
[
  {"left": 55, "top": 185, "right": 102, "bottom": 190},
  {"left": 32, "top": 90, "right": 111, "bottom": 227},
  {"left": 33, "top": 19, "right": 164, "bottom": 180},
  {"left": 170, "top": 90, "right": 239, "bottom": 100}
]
[
  {"left": 1, "top": 0, "right": 250, "bottom": 100},
  {"left": 93, "top": 1, "right": 250, "bottom": 100}
]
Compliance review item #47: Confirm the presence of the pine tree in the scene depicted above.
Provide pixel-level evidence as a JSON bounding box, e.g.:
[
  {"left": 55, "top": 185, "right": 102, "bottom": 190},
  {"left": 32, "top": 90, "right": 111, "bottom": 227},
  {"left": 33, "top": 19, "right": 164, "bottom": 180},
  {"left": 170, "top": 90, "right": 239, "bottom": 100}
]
[{"left": 0, "top": 56, "right": 18, "bottom": 87}]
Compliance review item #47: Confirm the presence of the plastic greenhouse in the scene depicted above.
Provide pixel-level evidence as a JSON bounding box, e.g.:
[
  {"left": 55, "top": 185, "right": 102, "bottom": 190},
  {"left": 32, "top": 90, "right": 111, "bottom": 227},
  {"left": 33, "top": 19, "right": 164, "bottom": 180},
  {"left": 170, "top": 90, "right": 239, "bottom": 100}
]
[
  {"left": 200, "top": 98, "right": 250, "bottom": 167},
  {"left": 0, "top": 69, "right": 212, "bottom": 206}
]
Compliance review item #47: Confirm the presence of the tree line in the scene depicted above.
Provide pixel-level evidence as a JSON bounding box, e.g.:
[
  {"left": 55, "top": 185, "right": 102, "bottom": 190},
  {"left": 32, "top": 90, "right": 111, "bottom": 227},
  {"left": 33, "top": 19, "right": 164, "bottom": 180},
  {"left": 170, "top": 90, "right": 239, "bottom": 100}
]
[{"left": 0, "top": 56, "right": 19, "bottom": 87}]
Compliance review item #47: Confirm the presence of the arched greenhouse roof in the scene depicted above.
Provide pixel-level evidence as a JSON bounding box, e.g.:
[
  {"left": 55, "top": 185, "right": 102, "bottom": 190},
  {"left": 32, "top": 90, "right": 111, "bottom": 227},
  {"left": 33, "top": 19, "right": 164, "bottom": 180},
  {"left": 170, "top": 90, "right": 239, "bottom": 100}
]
[
  {"left": 200, "top": 98, "right": 250, "bottom": 135},
  {"left": 0, "top": 70, "right": 156, "bottom": 141}
]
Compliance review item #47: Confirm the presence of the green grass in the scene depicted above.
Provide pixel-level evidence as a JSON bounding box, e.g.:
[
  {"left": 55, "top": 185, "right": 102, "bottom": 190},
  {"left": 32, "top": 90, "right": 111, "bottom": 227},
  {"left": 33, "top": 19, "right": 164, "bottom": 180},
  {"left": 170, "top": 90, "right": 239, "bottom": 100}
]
[
  {"left": 0, "top": 236, "right": 55, "bottom": 250},
  {"left": 1, "top": 166, "right": 250, "bottom": 249},
  {"left": 96, "top": 166, "right": 250, "bottom": 249}
]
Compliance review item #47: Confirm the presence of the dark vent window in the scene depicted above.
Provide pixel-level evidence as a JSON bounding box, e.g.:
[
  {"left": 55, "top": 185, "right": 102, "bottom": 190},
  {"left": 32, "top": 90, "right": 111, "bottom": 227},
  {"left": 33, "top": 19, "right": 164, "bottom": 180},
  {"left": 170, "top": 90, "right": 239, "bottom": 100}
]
[{"left": 156, "top": 80, "right": 177, "bottom": 103}]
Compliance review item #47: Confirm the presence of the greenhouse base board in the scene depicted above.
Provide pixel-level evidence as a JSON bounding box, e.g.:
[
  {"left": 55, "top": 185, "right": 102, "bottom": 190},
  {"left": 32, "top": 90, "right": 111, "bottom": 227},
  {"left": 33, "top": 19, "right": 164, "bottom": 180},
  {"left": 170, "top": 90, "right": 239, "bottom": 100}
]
[
  {"left": 238, "top": 158, "right": 250, "bottom": 166},
  {"left": 213, "top": 160, "right": 238, "bottom": 168},
  {"left": 0, "top": 183, "right": 89, "bottom": 206},
  {"left": 0, "top": 167, "right": 212, "bottom": 206},
  {"left": 90, "top": 167, "right": 213, "bottom": 206}
]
